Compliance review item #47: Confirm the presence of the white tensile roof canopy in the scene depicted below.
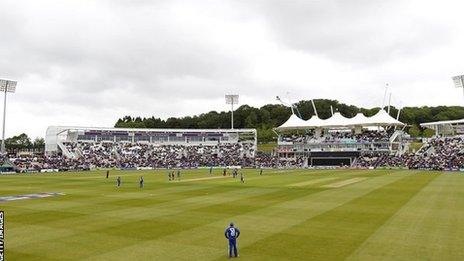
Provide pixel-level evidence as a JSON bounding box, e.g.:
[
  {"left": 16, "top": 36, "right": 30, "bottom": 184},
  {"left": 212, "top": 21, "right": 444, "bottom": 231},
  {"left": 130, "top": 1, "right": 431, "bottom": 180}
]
[
  {"left": 277, "top": 114, "right": 308, "bottom": 130},
  {"left": 364, "top": 109, "right": 404, "bottom": 126},
  {"left": 350, "top": 113, "right": 370, "bottom": 125},
  {"left": 319, "top": 112, "right": 349, "bottom": 127},
  {"left": 276, "top": 110, "right": 405, "bottom": 130},
  {"left": 304, "top": 115, "right": 326, "bottom": 128}
]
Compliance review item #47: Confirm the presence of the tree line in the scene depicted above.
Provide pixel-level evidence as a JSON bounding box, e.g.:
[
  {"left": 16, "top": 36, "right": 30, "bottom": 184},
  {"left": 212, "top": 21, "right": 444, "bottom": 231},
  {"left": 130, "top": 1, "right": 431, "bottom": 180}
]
[
  {"left": 3, "top": 133, "right": 45, "bottom": 150},
  {"left": 115, "top": 99, "right": 464, "bottom": 142}
]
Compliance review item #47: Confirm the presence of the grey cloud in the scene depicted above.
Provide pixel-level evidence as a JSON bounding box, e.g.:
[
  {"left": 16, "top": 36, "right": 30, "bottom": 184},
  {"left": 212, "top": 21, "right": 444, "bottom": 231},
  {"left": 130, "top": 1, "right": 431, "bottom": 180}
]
[
  {"left": 247, "top": 0, "right": 454, "bottom": 65},
  {"left": 0, "top": 0, "right": 249, "bottom": 108},
  {"left": 0, "top": 0, "right": 463, "bottom": 138}
]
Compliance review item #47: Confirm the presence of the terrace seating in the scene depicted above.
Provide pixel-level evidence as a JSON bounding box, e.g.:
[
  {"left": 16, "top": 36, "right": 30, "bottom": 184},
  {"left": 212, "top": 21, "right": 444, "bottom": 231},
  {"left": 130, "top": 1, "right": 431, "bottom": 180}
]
[{"left": 354, "top": 137, "right": 464, "bottom": 171}]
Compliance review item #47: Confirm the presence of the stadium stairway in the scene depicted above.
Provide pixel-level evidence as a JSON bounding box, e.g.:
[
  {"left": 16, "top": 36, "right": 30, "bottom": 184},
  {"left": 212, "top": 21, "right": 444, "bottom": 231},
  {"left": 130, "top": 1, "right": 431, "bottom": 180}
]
[
  {"left": 416, "top": 142, "right": 434, "bottom": 156},
  {"left": 57, "top": 142, "right": 77, "bottom": 159},
  {"left": 389, "top": 130, "right": 402, "bottom": 143},
  {"left": 75, "top": 147, "right": 84, "bottom": 158},
  {"left": 351, "top": 157, "right": 358, "bottom": 167},
  {"left": 113, "top": 147, "right": 122, "bottom": 160}
]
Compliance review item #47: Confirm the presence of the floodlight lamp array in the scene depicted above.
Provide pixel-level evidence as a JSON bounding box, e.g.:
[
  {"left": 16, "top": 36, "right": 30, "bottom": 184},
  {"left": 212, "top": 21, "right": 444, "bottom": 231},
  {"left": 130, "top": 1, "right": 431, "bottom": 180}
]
[
  {"left": 0, "top": 79, "right": 17, "bottom": 93},
  {"left": 225, "top": 94, "right": 239, "bottom": 105}
]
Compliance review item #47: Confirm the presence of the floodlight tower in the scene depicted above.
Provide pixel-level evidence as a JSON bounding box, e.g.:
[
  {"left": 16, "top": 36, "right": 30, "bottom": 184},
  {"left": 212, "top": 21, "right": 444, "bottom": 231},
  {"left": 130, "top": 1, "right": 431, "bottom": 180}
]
[
  {"left": 225, "top": 94, "right": 239, "bottom": 129},
  {"left": 452, "top": 75, "right": 464, "bottom": 98},
  {"left": 0, "top": 79, "right": 17, "bottom": 154}
]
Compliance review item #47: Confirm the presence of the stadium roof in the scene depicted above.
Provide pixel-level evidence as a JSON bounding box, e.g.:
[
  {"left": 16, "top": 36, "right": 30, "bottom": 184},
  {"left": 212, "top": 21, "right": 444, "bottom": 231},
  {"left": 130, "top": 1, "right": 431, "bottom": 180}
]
[
  {"left": 47, "top": 126, "right": 256, "bottom": 134},
  {"left": 350, "top": 113, "right": 370, "bottom": 125},
  {"left": 305, "top": 116, "right": 327, "bottom": 128},
  {"left": 277, "top": 114, "right": 308, "bottom": 130},
  {"left": 320, "top": 112, "right": 350, "bottom": 127},
  {"left": 420, "top": 119, "right": 464, "bottom": 128},
  {"left": 365, "top": 109, "right": 405, "bottom": 126},
  {"left": 276, "top": 110, "right": 405, "bottom": 130}
]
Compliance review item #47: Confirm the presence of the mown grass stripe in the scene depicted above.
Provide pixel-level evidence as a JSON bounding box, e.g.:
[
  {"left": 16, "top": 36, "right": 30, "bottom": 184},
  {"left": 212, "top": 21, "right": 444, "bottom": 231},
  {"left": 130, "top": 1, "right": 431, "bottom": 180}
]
[
  {"left": 34, "top": 187, "right": 321, "bottom": 260},
  {"left": 347, "top": 173, "right": 464, "bottom": 261},
  {"left": 287, "top": 177, "right": 339, "bottom": 187},
  {"left": 85, "top": 187, "right": 326, "bottom": 261},
  {"left": 2, "top": 169, "right": 458, "bottom": 261},
  {"left": 323, "top": 177, "right": 368, "bottom": 188},
  {"left": 239, "top": 173, "right": 439, "bottom": 260}
]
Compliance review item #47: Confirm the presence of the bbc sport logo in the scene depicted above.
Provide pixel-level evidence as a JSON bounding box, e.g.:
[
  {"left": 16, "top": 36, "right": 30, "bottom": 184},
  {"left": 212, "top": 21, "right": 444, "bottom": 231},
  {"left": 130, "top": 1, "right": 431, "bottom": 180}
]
[{"left": 0, "top": 210, "right": 4, "bottom": 261}]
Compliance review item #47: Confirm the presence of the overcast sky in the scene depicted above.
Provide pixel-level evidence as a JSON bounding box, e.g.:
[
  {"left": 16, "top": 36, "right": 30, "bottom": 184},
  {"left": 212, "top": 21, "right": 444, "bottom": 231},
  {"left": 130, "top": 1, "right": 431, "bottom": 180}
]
[{"left": 1, "top": 0, "right": 464, "bottom": 138}]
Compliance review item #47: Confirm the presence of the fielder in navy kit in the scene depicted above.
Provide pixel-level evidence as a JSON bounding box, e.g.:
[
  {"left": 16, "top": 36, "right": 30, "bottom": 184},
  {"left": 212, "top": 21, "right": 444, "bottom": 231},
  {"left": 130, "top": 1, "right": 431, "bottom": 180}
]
[{"left": 225, "top": 222, "right": 240, "bottom": 258}]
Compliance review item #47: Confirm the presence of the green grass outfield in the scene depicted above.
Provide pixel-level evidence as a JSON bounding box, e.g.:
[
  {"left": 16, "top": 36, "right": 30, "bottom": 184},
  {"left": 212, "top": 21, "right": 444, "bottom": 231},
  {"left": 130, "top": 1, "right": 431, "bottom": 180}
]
[{"left": 1, "top": 169, "right": 464, "bottom": 260}]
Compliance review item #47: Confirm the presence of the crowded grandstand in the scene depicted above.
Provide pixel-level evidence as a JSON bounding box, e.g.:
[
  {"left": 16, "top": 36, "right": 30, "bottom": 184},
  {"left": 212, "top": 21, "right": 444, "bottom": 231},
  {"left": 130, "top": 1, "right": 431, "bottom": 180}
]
[
  {"left": 3, "top": 110, "right": 464, "bottom": 172},
  {"left": 274, "top": 110, "right": 407, "bottom": 167}
]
